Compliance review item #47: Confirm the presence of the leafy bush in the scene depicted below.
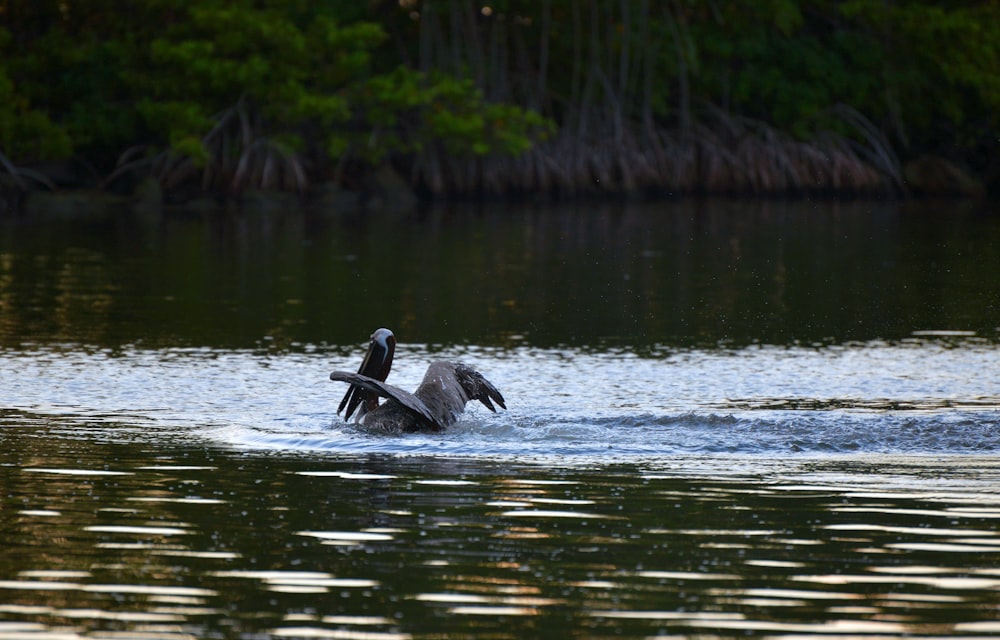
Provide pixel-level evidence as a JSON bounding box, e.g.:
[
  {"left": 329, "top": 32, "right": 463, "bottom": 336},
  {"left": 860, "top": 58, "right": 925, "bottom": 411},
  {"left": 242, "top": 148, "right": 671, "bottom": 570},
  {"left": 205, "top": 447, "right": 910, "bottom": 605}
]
[{"left": 0, "top": 1, "right": 996, "bottom": 197}]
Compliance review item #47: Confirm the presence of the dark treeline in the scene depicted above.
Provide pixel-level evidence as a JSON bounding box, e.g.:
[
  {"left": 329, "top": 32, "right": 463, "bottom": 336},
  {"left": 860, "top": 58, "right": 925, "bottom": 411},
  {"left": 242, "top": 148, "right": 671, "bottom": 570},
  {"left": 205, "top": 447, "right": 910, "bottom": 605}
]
[{"left": 1, "top": 0, "right": 998, "bottom": 207}]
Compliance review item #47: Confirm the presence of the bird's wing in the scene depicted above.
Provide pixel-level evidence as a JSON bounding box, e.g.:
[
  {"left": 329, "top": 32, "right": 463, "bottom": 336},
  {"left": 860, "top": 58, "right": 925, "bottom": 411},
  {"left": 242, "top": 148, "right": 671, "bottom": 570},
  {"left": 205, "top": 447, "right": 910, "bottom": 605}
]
[
  {"left": 338, "top": 382, "right": 373, "bottom": 421},
  {"left": 330, "top": 371, "right": 440, "bottom": 428},
  {"left": 454, "top": 364, "right": 507, "bottom": 413}
]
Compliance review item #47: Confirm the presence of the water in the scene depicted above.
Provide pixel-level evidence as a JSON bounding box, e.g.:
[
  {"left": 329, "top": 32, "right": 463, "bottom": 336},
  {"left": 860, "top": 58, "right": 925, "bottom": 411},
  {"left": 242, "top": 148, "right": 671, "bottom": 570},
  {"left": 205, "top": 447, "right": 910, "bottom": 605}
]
[
  {"left": 2, "top": 199, "right": 1000, "bottom": 637},
  {"left": 3, "top": 441, "right": 1000, "bottom": 638},
  {"left": 3, "top": 340, "right": 998, "bottom": 458}
]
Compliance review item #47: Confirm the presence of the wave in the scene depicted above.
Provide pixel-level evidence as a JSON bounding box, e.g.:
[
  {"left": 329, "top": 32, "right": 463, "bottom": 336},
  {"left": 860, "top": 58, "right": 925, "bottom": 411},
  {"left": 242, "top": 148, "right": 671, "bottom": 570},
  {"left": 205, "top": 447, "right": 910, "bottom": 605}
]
[
  {"left": 221, "top": 407, "right": 1000, "bottom": 460},
  {"left": 3, "top": 342, "right": 998, "bottom": 462}
]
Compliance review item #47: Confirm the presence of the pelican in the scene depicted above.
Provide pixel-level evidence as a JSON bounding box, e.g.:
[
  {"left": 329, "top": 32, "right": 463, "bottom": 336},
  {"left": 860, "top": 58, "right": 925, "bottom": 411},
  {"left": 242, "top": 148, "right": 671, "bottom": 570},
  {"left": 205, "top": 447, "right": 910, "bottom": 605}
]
[{"left": 330, "top": 328, "right": 506, "bottom": 433}]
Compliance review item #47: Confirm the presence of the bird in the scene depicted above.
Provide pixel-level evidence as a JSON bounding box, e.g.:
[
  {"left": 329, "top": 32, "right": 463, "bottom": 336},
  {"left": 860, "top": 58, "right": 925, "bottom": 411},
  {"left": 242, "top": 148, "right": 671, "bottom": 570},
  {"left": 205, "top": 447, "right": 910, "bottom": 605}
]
[{"left": 330, "top": 328, "right": 506, "bottom": 433}]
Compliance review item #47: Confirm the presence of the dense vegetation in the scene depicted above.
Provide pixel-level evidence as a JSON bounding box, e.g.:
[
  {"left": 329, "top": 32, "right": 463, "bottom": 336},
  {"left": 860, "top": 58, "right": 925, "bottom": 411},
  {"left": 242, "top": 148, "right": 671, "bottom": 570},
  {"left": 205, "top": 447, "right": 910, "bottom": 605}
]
[{"left": 1, "top": 0, "right": 998, "bottom": 204}]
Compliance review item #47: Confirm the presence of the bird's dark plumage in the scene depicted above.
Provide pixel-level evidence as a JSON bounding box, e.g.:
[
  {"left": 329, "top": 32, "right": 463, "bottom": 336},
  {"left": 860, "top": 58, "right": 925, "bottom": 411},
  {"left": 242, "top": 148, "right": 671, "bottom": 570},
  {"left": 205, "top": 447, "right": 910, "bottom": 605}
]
[{"left": 331, "top": 329, "right": 506, "bottom": 433}]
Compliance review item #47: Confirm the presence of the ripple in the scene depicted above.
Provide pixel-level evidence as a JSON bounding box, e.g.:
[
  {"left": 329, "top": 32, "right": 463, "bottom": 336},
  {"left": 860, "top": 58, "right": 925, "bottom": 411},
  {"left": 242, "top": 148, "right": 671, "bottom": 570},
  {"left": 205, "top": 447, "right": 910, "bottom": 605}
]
[
  {"left": 449, "top": 606, "right": 539, "bottom": 616},
  {"left": 84, "top": 526, "right": 191, "bottom": 536},
  {"left": 210, "top": 571, "right": 378, "bottom": 591},
  {"left": 793, "top": 573, "right": 1000, "bottom": 590},
  {"left": 24, "top": 468, "right": 132, "bottom": 476},
  {"left": 0, "top": 581, "right": 216, "bottom": 597},
  {"left": 269, "top": 628, "right": 411, "bottom": 639},
  {"left": 297, "top": 471, "right": 396, "bottom": 480},
  {"left": 296, "top": 531, "right": 395, "bottom": 542},
  {"left": 499, "top": 509, "right": 609, "bottom": 519},
  {"left": 2, "top": 341, "right": 998, "bottom": 460}
]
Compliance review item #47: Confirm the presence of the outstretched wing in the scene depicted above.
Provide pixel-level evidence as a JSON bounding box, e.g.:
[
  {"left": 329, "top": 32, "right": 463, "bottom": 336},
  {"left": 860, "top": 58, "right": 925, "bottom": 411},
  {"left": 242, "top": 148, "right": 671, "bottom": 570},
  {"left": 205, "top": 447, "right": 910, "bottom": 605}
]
[
  {"left": 330, "top": 371, "right": 440, "bottom": 428},
  {"left": 338, "top": 379, "right": 373, "bottom": 421},
  {"left": 454, "top": 364, "right": 507, "bottom": 412}
]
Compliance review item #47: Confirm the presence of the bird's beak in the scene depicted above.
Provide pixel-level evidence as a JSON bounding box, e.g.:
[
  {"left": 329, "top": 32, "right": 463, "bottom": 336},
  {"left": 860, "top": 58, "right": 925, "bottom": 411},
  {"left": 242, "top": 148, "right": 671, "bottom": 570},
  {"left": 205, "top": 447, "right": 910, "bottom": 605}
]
[
  {"left": 338, "top": 328, "right": 396, "bottom": 419},
  {"left": 358, "top": 328, "right": 396, "bottom": 384}
]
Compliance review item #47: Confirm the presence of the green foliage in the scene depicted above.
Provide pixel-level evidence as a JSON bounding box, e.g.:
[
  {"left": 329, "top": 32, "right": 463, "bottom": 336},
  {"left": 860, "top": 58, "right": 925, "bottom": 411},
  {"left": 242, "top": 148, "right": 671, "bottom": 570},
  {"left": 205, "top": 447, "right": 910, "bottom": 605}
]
[
  {"left": 839, "top": 1, "right": 1000, "bottom": 128},
  {"left": 352, "top": 68, "right": 551, "bottom": 163},
  {"left": 0, "top": 0, "right": 549, "bottom": 193},
  {"left": 0, "top": 77, "right": 72, "bottom": 161},
  {"left": 126, "top": 1, "right": 548, "bottom": 191},
  {"left": 0, "top": 0, "right": 996, "bottom": 195},
  {"left": 130, "top": 3, "right": 378, "bottom": 164},
  {"left": 663, "top": 0, "right": 999, "bottom": 155},
  {"left": 0, "top": 31, "right": 72, "bottom": 161},
  {"left": 689, "top": 2, "right": 865, "bottom": 135}
]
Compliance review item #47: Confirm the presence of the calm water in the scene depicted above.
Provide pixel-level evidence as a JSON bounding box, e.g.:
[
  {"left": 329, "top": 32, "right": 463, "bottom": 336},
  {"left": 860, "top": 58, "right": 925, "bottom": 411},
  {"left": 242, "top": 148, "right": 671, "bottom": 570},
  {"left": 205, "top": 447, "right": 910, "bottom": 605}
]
[{"left": 2, "top": 199, "right": 1000, "bottom": 638}]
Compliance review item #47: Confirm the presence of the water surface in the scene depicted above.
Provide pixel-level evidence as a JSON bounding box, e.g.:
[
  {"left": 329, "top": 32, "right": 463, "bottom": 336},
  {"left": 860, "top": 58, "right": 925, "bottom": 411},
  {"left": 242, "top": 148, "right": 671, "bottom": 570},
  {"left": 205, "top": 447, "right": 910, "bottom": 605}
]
[
  {"left": 3, "top": 199, "right": 997, "bottom": 348},
  {"left": 1, "top": 199, "right": 999, "bottom": 637}
]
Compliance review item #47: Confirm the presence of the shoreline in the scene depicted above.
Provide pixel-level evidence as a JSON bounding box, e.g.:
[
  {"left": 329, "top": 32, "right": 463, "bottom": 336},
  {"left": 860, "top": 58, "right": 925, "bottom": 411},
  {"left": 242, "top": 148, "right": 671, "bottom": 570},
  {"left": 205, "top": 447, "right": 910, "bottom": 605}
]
[{"left": 3, "top": 150, "right": 992, "bottom": 220}]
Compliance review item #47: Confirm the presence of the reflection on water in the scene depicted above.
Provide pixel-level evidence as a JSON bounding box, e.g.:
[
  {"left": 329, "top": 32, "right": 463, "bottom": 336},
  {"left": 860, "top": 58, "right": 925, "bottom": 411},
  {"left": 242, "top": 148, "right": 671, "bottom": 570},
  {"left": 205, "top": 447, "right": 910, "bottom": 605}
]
[
  {"left": 1, "top": 199, "right": 998, "bottom": 349},
  {"left": 2, "top": 199, "right": 999, "bottom": 636},
  {"left": 2, "top": 433, "right": 1000, "bottom": 638}
]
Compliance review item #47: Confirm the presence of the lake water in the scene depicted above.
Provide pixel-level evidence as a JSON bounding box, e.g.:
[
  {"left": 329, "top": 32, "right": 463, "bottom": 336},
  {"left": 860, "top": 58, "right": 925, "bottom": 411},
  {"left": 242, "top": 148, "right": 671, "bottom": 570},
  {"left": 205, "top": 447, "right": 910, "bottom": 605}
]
[{"left": 1, "top": 198, "right": 999, "bottom": 638}]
